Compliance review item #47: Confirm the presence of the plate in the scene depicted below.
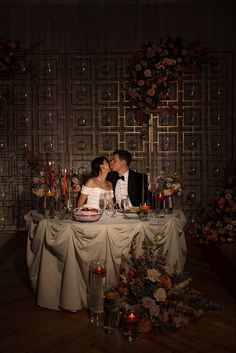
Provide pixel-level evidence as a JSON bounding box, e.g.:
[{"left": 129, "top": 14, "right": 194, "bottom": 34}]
[{"left": 117, "top": 207, "right": 140, "bottom": 214}]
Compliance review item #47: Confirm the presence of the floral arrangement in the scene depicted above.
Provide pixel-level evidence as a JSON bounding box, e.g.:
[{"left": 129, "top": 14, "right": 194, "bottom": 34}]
[
  {"left": 155, "top": 171, "right": 182, "bottom": 197},
  {"left": 186, "top": 175, "right": 236, "bottom": 245},
  {"left": 127, "top": 37, "right": 207, "bottom": 122},
  {"left": 32, "top": 172, "right": 49, "bottom": 197},
  {"left": 118, "top": 236, "right": 221, "bottom": 334},
  {"left": 0, "top": 38, "right": 41, "bottom": 104},
  {"left": 0, "top": 38, "right": 25, "bottom": 80},
  {"left": 25, "top": 150, "right": 49, "bottom": 197},
  {"left": 69, "top": 173, "right": 81, "bottom": 195},
  {"left": 25, "top": 149, "right": 81, "bottom": 198}
]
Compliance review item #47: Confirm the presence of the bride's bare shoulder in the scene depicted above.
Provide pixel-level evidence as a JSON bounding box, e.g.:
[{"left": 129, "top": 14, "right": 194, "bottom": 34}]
[{"left": 85, "top": 177, "right": 97, "bottom": 187}]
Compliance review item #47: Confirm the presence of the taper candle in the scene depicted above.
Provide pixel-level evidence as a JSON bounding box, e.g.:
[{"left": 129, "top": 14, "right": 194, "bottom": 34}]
[{"left": 63, "top": 169, "right": 67, "bottom": 195}]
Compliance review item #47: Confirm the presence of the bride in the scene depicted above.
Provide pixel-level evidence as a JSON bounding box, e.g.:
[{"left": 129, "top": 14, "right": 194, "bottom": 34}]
[{"left": 77, "top": 156, "right": 113, "bottom": 209}]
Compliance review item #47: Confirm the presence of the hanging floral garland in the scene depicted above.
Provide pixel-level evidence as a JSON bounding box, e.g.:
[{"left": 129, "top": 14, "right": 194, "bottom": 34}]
[
  {"left": 127, "top": 37, "right": 207, "bottom": 123},
  {"left": 0, "top": 37, "right": 41, "bottom": 103},
  {"left": 0, "top": 39, "right": 25, "bottom": 80}
]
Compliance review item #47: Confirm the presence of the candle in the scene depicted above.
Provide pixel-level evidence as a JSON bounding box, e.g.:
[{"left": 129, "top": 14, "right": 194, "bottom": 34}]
[
  {"left": 48, "top": 161, "right": 53, "bottom": 189},
  {"left": 157, "top": 192, "right": 165, "bottom": 201},
  {"left": 67, "top": 173, "right": 71, "bottom": 200},
  {"left": 126, "top": 313, "right": 138, "bottom": 323},
  {"left": 63, "top": 169, "right": 67, "bottom": 195},
  {"left": 156, "top": 192, "right": 165, "bottom": 210},
  {"left": 93, "top": 265, "right": 106, "bottom": 277},
  {"left": 124, "top": 312, "right": 139, "bottom": 341},
  {"left": 139, "top": 202, "right": 150, "bottom": 212},
  {"left": 46, "top": 190, "right": 54, "bottom": 197}
]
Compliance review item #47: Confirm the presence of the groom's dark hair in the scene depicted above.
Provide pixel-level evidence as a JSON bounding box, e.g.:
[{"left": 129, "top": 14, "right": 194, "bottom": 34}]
[{"left": 113, "top": 149, "right": 132, "bottom": 167}]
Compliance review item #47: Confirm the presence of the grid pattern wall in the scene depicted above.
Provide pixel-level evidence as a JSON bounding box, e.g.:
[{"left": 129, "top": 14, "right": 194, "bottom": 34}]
[{"left": 0, "top": 50, "right": 234, "bottom": 231}]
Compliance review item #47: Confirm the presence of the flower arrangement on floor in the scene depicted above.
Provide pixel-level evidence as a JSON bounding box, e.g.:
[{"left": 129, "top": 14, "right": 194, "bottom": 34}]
[
  {"left": 118, "top": 236, "right": 221, "bottom": 334},
  {"left": 185, "top": 175, "right": 236, "bottom": 245},
  {"left": 127, "top": 37, "right": 207, "bottom": 122}
]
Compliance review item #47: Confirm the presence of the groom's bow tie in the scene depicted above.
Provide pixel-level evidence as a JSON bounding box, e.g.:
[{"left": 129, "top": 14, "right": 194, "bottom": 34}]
[{"left": 117, "top": 175, "right": 125, "bottom": 181}]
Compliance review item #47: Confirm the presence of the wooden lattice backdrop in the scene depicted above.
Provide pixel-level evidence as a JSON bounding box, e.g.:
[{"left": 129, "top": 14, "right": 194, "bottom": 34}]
[{"left": 0, "top": 50, "right": 234, "bottom": 232}]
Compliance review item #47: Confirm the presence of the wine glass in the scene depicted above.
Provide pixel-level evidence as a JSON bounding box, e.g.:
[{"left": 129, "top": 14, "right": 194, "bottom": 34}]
[{"left": 121, "top": 195, "right": 129, "bottom": 213}]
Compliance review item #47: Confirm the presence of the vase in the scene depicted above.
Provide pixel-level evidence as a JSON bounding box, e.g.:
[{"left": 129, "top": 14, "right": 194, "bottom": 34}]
[
  {"left": 87, "top": 260, "right": 106, "bottom": 327},
  {"left": 103, "top": 289, "right": 120, "bottom": 334},
  {"left": 166, "top": 195, "right": 173, "bottom": 213}
]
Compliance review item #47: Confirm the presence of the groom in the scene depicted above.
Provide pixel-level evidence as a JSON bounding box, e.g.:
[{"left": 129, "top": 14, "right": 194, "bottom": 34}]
[{"left": 107, "top": 149, "right": 148, "bottom": 207}]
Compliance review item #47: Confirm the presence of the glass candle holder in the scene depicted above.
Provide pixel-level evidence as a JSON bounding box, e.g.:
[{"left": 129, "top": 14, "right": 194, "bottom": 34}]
[
  {"left": 139, "top": 203, "right": 151, "bottom": 221},
  {"left": 88, "top": 260, "right": 106, "bottom": 328},
  {"left": 123, "top": 312, "right": 139, "bottom": 342},
  {"left": 139, "top": 203, "right": 150, "bottom": 212},
  {"left": 156, "top": 193, "right": 166, "bottom": 210},
  {"left": 103, "top": 289, "right": 120, "bottom": 334}
]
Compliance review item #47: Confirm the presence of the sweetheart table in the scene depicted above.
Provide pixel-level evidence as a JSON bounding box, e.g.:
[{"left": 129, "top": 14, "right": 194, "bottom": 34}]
[{"left": 24, "top": 209, "right": 187, "bottom": 312}]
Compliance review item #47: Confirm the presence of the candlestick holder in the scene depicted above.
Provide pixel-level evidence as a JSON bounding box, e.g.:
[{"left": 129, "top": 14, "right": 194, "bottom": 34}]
[
  {"left": 88, "top": 260, "right": 106, "bottom": 328},
  {"left": 44, "top": 192, "right": 55, "bottom": 218}
]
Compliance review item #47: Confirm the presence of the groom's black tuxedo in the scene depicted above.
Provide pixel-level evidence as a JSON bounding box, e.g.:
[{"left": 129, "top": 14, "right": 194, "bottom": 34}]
[{"left": 107, "top": 169, "right": 148, "bottom": 207}]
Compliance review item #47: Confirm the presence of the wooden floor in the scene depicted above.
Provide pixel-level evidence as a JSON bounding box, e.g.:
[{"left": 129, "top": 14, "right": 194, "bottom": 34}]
[{"left": 0, "top": 233, "right": 235, "bottom": 353}]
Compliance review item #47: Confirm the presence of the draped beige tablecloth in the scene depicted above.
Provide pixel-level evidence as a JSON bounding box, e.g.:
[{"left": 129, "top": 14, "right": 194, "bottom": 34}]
[{"left": 24, "top": 210, "right": 187, "bottom": 312}]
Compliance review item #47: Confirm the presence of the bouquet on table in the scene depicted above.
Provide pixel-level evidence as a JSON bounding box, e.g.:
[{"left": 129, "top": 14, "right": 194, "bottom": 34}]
[
  {"left": 155, "top": 171, "right": 182, "bottom": 196},
  {"left": 25, "top": 150, "right": 81, "bottom": 197},
  {"left": 118, "top": 236, "right": 222, "bottom": 334},
  {"left": 68, "top": 173, "right": 81, "bottom": 195},
  {"left": 153, "top": 171, "right": 182, "bottom": 210},
  {"left": 32, "top": 172, "right": 49, "bottom": 197}
]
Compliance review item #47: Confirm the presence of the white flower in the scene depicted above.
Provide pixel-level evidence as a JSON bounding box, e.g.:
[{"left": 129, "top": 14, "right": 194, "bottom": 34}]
[
  {"left": 154, "top": 287, "right": 167, "bottom": 302},
  {"left": 147, "top": 268, "right": 161, "bottom": 282}
]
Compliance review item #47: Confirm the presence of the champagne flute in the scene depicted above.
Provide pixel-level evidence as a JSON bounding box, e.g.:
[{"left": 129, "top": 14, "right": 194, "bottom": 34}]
[
  {"left": 121, "top": 195, "right": 129, "bottom": 213},
  {"left": 104, "top": 191, "right": 112, "bottom": 210},
  {"left": 99, "top": 194, "right": 105, "bottom": 211}
]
